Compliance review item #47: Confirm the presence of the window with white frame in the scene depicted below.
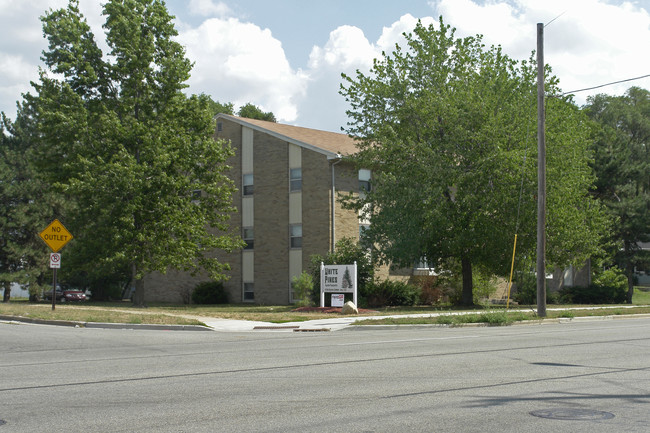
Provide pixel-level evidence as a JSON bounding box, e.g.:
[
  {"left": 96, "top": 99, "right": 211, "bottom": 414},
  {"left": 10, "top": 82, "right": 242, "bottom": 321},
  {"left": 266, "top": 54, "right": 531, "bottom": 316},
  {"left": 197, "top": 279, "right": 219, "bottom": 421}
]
[
  {"left": 359, "top": 224, "right": 371, "bottom": 249},
  {"left": 243, "top": 173, "right": 254, "bottom": 196},
  {"left": 290, "top": 167, "right": 302, "bottom": 192},
  {"left": 243, "top": 227, "right": 254, "bottom": 250},
  {"left": 290, "top": 224, "right": 302, "bottom": 248},
  {"left": 359, "top": 169, "right": 371, "bottom": 194}
]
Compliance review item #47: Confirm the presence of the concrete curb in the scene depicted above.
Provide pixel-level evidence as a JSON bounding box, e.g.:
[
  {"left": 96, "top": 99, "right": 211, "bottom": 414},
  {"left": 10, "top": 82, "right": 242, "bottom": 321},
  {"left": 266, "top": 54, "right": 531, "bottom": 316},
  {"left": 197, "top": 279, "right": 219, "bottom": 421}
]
[{"left": 0, "top": 315, "right": 212, "bottom": 331}]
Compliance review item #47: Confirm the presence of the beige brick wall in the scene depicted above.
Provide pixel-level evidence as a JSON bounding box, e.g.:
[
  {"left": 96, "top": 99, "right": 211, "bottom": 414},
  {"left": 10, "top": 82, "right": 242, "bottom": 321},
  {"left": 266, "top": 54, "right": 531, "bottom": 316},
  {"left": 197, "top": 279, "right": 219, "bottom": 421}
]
[
  {"left": 302, "top": 151, "right": 331, "bottom": 268},
  {"left": 334, "top": 162, "right": 360, "bottom": 243},
  {"left": 144, "top": 118, "right": 364, "bottom": 305},
  {"left": 253, "top": 129, "right": 290, "bottom": 304}
]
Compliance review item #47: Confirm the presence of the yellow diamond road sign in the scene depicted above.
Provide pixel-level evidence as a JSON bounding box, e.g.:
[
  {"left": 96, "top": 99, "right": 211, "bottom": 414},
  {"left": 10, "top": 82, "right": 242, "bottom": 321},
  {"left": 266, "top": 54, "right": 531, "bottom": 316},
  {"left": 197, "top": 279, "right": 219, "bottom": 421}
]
[{"left": 39, "top": 219, "right": 73, "bottom": 252}]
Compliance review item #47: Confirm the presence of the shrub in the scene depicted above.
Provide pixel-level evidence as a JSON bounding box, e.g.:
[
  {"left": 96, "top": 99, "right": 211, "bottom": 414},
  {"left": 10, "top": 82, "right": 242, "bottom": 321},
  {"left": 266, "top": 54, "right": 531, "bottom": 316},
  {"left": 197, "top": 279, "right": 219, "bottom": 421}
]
[
  {"left": 410, "top": 275, "right": 446, "bottom": 305},
  {"left": 512, "top": 272, "right": 562, "bottom": 305},
  {"left": 472, "top": 270, "right": 499, "bottom": 301},
  {"left": 512, "top": 272, "right": 537, "bottom": 305},
  {"left": 439, "top": 267, "right": 499, "bottom": 306},
  {"left": 594, "top": 267, "right": 628, "bottom": 292},
  {"left": 365, "top": 279, "right": 421, "bottom": 307},
  {"left": 559, "top": 285, "right": 626, "bottom": 304},
  {"left": 292, "top": 271, "right": 313, "bottom": 307},
  {"left": 192, "top": 281, "right": 228, "bottom": 304},
  {"left": 558, "top": 267, "right": 627, "bottom": 304},
  {"left": 433, "top": 271, "right": 463, "bottom": 305}
]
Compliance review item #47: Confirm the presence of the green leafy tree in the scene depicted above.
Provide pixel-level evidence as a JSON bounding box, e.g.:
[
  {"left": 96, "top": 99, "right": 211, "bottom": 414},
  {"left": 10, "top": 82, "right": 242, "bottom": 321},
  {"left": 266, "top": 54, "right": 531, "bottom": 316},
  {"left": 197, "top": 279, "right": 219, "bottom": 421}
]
[
  {"left": 584, "top": 87, "right": 650, "bottom": 303},
  {"left": 237, "top": 103, "right": 276, "bottom": 122},
  {"left": 340, "top": 18, "right": 607, "bottom": 305},
  {"left": 27, "top": 0, "right": 243, "bottom": 306},
  {"left": 204, "top": 96, "right": 234, "bottom": 117}
]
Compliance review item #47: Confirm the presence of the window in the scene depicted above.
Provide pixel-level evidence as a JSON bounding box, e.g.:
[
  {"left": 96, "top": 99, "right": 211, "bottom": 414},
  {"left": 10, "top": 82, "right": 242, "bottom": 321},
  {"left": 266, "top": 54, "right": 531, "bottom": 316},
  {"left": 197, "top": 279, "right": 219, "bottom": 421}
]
[
  {"left": 359, "top": 224, "right": 371, "bottom": 249},
  {"left": 217, "top": 122, "right": 223, "bottom": 132},
  {"left": 243, "top": 173, "right": 254, "bottom": 196},
  {"left": 243, "top": 227, "right": 254, "bottom": 250},
  {"left": 290, "top": 224, "right": 302, "bottom": 248},
  {"left": 290, "top": 167, "right": 302, "bottom": 192},
  {"left": 359, "top": 169, "right": 371, "bottom": 193},
  {"left": 243, "top": 283, "right": 254, "bottom": 301}
]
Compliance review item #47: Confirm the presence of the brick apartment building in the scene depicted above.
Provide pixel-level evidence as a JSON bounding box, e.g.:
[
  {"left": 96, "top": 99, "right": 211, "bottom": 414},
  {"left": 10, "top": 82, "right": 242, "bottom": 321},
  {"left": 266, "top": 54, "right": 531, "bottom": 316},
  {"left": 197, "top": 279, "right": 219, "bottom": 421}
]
[{"left": 144, "top": 114, "right": 368, "bottom": 304}]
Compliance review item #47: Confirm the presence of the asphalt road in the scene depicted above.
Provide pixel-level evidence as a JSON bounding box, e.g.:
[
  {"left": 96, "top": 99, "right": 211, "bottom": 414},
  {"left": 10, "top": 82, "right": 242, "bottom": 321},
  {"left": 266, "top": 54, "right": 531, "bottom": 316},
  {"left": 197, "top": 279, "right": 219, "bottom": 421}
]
[{"left": 1, "top": 318, "right": 649, "bottom": 432}]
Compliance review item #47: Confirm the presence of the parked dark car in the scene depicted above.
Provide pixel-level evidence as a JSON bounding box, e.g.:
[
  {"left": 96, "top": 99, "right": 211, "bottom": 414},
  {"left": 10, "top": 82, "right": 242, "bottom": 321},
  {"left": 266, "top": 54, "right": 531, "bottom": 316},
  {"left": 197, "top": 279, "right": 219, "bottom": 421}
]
[{"left": 43, "top": 285, "right": 87, "bottom": 302}]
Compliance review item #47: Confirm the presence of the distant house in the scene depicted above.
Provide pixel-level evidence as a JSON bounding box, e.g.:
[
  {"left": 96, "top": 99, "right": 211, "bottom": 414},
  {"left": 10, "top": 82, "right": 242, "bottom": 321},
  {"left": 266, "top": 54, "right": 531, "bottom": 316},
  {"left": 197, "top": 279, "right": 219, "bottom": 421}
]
[{"left": 144, "top": 114, "right": 366, "bottom": 304}]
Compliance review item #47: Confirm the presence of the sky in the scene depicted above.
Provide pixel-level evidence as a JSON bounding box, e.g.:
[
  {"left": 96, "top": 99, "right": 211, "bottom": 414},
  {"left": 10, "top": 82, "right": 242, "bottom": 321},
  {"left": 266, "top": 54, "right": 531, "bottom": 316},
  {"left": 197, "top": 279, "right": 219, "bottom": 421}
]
[{"left": 1, "top": 0, "right": 650, "bottom": 133}]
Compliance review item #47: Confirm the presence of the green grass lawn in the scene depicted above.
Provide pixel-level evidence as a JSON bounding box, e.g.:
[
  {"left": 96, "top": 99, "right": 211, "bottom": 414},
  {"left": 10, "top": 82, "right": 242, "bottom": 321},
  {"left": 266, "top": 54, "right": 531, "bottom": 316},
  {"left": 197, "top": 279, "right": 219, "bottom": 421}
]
[
  {"left": 1, "top": 287, "right": 649, "bottom": 327},
  {"left": 633, "top": 287, "right": 650, "bottom": 304}
]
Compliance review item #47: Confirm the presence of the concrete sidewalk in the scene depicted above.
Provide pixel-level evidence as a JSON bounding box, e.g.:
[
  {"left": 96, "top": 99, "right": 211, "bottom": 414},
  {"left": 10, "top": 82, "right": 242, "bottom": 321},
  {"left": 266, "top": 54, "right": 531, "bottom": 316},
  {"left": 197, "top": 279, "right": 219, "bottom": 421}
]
[{"left": 198, "top": 305, "right": 650, "bottom": 332}]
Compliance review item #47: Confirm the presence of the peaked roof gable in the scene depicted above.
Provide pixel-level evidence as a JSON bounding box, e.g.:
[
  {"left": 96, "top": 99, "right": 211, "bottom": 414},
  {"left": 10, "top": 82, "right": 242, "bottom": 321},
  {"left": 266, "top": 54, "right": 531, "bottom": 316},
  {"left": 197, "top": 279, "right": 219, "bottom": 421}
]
[{"left": 216, "top": 114, "right": 358, "bottom": 157}]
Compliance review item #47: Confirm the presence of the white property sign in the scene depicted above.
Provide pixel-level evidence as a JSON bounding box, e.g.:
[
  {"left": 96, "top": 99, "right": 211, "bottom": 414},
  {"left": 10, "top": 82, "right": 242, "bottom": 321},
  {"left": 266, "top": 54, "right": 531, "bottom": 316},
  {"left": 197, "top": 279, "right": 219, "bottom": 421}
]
[{"left": 320, "top": 262, "right": 357, "bottom": 307}]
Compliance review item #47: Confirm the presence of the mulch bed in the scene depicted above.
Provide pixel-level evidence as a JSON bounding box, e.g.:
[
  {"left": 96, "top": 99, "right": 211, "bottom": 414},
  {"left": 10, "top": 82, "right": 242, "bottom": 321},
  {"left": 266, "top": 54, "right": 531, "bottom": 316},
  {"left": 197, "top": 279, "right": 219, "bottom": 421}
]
[{"left": 291, "top": 306, "right": 377, "bottom": 314}]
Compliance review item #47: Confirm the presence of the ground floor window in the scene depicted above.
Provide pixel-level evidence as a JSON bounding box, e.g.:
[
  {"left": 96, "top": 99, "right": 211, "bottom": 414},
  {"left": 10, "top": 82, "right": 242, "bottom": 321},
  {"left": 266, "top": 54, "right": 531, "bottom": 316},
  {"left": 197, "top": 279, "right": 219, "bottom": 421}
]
[{"left": 243, "top": 283, "right": 254, "bottom": 301}]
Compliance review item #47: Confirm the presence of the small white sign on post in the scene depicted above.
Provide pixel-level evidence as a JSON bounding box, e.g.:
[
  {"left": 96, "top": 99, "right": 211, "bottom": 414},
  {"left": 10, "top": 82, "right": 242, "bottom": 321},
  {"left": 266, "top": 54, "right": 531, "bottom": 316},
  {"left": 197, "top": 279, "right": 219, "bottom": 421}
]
[
  {"left": 49, "top": 253, "right": 61, "bottom": 269},
  {"left": 331, "top": 293, "right": 345, "bottom": 307},
  {"left": 320, "top": 262, "right": 357, "bottom": 307}
]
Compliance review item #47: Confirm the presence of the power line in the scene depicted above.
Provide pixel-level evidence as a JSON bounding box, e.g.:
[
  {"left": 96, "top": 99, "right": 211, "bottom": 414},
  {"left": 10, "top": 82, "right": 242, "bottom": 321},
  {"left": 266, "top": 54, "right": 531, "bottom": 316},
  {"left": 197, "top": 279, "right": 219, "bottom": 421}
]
[
  {"left": 545, "top": 11, "right": 566, "bottom": 28},
  {"left": 558, "top": 74, "right": 650, "bottom": 97}
]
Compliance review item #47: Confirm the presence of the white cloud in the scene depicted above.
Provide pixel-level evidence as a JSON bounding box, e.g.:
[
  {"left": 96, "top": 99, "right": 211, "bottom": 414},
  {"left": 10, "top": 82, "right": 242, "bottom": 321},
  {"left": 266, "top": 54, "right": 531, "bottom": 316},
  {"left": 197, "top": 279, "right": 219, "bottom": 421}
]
[
  {"left": 188, "top": 0, "right": 231, "bottom": 18},
  {"left": 2, "top": 0, "right": 649, "bottom": 131},
  {"left": 0, "top": 0, "right": 107, "bottom": 120},
  {"left": 433, "top": 0, "right": 650, "bottom": 103},
  {"left": 308, "top": 25, "right": 377, "bottom": 70},
  {"left": 376, "top": 14, "right": 437, "bottom": 53},
  {"left": 300, "top": 15, "right": 441, "bottom": 131},
  {"left": 177, "top": 17, "right": 308, "bottom": 122},
  {"left": 0, "top": 54, "right": 36, "bottom": 82}
]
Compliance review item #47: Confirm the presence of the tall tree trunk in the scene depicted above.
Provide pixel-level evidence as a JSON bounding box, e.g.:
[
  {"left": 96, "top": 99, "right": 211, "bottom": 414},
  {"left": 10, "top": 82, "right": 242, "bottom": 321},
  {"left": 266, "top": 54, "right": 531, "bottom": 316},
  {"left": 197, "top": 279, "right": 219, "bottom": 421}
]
[
  {"left": 461, "top": 256, "right": 473, "bottom": 306},
  {"left": 131, "top": 263, "right": 146, "bottom": 307},
  {"left": 625, "top": 261, "right": 635, "bottom": 304},
  {"left": 2, "top": 282, "right": 10, "bottom": 302}
]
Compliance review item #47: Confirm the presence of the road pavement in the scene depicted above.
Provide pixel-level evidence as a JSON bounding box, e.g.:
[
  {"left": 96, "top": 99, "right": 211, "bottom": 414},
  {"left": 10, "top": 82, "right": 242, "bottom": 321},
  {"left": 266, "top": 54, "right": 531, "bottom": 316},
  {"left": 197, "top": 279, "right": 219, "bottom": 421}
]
[{"left": 1, "top": 316, "right": 649, "bottom": 432}]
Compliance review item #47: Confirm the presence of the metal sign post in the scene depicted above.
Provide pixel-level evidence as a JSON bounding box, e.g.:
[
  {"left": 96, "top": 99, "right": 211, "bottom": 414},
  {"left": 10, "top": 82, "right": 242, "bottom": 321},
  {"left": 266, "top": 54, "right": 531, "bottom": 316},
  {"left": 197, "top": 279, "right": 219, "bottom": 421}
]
[
  {"left": 49, "top": 253, "right": 61, "bottom": 310},
  {"left": 51, "top": 268, "right": 57, "bottom": 310}
]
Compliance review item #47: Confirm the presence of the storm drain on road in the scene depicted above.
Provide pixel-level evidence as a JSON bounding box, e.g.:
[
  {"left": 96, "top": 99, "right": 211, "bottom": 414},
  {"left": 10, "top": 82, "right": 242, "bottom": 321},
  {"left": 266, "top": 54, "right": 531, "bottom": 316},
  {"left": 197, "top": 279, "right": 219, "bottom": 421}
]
[
  {"left": 530, "top": 409, "right": 614, "bottom": 421},
  {"left": 253, "top": 326, "right": 299, "bottom": 330}
]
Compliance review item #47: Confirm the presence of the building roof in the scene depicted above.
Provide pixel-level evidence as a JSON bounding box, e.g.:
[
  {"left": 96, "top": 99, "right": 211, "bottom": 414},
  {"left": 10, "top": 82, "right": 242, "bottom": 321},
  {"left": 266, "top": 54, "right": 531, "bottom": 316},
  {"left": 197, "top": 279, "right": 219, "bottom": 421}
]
[{"left": 216, "top": 114, "right": 359, "bottom": 157}]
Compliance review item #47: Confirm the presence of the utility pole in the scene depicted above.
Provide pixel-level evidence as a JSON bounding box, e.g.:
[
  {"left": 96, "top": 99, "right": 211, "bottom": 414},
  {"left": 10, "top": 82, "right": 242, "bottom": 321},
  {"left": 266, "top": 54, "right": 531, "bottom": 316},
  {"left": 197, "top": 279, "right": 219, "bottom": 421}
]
[{"left": 536, "top": 23, "right": 547, "bottom": 317}]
